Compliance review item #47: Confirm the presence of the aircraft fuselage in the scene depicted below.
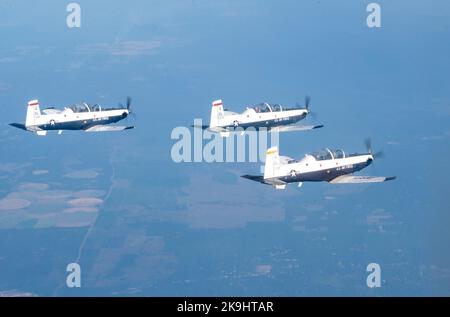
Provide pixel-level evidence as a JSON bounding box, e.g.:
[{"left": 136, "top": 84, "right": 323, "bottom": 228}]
[
  {"left": 277, "top": 156, "right": 373, "bottom": 183},
  {"left": 29, "top": 109, "right": 128, "bottom": 132},
  {"left": 219, "top": 109, "right": 307, "bottom": 131}
]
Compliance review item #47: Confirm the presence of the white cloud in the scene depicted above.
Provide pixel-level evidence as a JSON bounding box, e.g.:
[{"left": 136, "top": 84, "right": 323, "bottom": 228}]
[
  {"left": 63, "top": 207, "right": 99, "bottom": 213},
  {"left": 75, "top": 40, "right": 161, "bottom": 57},
  {"left": 0, "top": 290, "right": 37, "bottom": 297},
  {"left": 0, "top": 57, "right": 19, "bottom": 63},
  {"left": 32, "top": 170, "right": 49, "bottom": 176},
  {"left": 177, "top": 170, "right": 286, "bottom": 229},
  {"left": 67, "top": 197, "right": 104, "bottom": 207},
  {"left": 0, "top": 198, "right": 31, "bottom": 211},
  {"left": 73, "top": 189, "right": 106, "bottom": 198},
  {"left": 0, "top": 181, "right": 105, "bottom": 229},
  {"left": 0, "top": 82, "right": 11, "bottom": 91},
  {"left": 366, "top": 208, "right": 394, "bottom": 226},
  {"left": 65, "top": 169, "right": 100, "bottom": 179},
  {"left": 0, "top": 45, "right": 41, "bottom": 64},
  {"left": 18, "top": 183, "right": 49, "bottom": 191},
  {"left": 255, "top": 264, "right": 272, "bottom": 275}
]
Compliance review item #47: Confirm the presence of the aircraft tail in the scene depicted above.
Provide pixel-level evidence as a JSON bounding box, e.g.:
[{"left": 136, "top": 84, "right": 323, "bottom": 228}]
[
  {"left": 25, "top": 99, "right": 41, "bottom": 127},
  {"left": 209, "top": 99, "right": 224, "bottom": 128},
  {"left": 264, "top": 146, "right": 281, "bottom": 179}
]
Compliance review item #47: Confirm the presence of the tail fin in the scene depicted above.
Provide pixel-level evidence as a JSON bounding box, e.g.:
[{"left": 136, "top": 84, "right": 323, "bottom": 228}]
[
  {"left": 26, "top": 99, "right": 41, "bottom": 127},
  {"left": 209, "top": 99, "right": 224, "bottom": 128},
  {"left": 264, "top": 146, "right": 281, "bottom": 179}
]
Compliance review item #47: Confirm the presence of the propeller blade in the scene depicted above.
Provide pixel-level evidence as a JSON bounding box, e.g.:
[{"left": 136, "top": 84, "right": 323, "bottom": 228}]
[
  {"left": 309, "top": 111, "right": 318, "bottom": 120},
  {"left": 126, "top": 96, "right": 132, "bottom": 110},
  {"left": 305, "top": 95, "right": 311, "bottom": 110},
  {"left": 364, "top": 138, "right": 372, "bottom": 154},
  {"left": 364, "top": 138, "right": 385, "bottom": 160},
  {"left": 296, "top": 95, "right": 311, "bottom": 111},
  {"left": 374, "top": 150, "right": 384, "bottom": 159}
]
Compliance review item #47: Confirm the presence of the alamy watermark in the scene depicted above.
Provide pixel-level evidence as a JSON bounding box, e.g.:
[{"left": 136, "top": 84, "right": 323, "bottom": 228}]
[
  {"left": 66, "top": 2, "right": 81, "bottom": 28},
  {"left": 366, "top": 3, "right": 381, "bottom": 28},
  {"left": 170, "top": 119, "right": 279, "bottom": 163},
  {"left": 366, "top": 262, "right": 381, "bottom": 288},
  {"left": 66, "top": 262, "right": 81, "bottom": 288}
]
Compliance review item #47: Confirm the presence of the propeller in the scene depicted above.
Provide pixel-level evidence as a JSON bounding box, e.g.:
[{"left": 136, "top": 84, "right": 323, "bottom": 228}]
[
  {"left": 126, "top": 96, "right": 132, "bottom": 111},
  {"left": 304, "top": 95, "right": 311, "bottom": 110},
  {"left": 296, "top": 95, "right": 317, "bottom": 119},
  {"left": 119, "top": 96, "right": 135, "bottom": 119},
  {"left": 364, "top": 138, "right": 384, "bottom": 159}
]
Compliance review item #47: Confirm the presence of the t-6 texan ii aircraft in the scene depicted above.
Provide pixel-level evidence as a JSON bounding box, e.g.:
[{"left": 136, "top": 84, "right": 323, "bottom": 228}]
[
  {"left": 242, "top": 140, "right": 396, "bottom": 190},
  {"left": 10, "top": 98, "right": 134, "bottom": 136},
  {"left": 194, "top": 96, "right": 323, "bottom": 137}
]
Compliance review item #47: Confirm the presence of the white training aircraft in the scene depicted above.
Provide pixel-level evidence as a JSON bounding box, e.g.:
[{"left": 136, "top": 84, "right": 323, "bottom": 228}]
[
  {"left": 10, "top": 98, "right": 134, "bottom": 136},
  {"left": 195, "top": 96, "right": 323, "bottom": 137},
  {"left": 242, "top": 140, "right": 396, "bottom": 190}
]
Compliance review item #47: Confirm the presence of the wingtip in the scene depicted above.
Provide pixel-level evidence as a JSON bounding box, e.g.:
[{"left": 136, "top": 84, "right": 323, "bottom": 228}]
[
  {"left": 313, "top": 124, "right": 324, "bottom": 129},
  {"left": 385, "top": 176, "right": 397, "bottom": 182}
]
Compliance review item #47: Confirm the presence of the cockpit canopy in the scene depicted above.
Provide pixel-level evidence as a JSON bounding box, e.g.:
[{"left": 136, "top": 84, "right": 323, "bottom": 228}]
[
  {"left": 250, "top": 102, "right": 282, "bottom": 113},
  {"left": 65, "top": 102, "right": 125, "bottom": 113},
  {"left": 67, "top": 103, "right": 102, "bottom": 113},
  {"left": 309, "top": 148, "right": 346, "bottom": 161},
  {"left": 248, "top": 102, "right": 304, "bottom": 113}
]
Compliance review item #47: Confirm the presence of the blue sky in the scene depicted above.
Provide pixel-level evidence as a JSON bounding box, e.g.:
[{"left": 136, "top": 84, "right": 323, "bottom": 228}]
[{"left": 0, "top": 0, "right": 449, "bottom": 296}]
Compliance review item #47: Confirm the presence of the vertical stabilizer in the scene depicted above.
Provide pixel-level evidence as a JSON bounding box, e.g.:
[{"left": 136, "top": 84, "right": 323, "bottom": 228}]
[
  {"left": 264, "top": 146, "right": 281, "bottom": 179},
  {"left": 209, "top": 99, "right": 224, "bottom": 128},
  {"left": 25, "top": 99, "right": 41, "bottom": 127}
]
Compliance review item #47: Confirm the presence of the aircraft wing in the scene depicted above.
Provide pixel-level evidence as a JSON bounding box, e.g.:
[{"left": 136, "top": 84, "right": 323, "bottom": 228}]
[
  {"left": 84, "top": 125, "right": 134, "bottom": 132},
  {"left": 329, "top": 175, "right": 396, "bottom": 184},
  {"left": 270, "top": 124, "right": 324, "bottom": 133}
]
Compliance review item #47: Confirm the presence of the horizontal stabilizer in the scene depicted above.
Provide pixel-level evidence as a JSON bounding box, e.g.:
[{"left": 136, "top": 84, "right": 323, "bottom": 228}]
[
  {"left": 9, "top": 123, "right": 27, "bottom": 131},
  {"left": 329, "top": 175, "right": 396, "bottom": 184},
  {"left": 241, "top": 175, "right": 267, "bottom": 184},
  {"left": 270, "top": 124, "right": 324, "bottom": 133},
  {"left": 84, "top": 125, "right": 134, "bottom": 132},
  {"left": 207, "top": 126, "right": 230, "bottom": 133},
  {"left": 241, "top": 175, "right": 287, "bottom": 189},
  {"left": 191, "top": 124, "right": 209, "bottom": 130}
]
